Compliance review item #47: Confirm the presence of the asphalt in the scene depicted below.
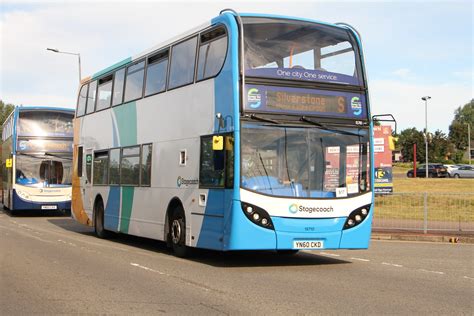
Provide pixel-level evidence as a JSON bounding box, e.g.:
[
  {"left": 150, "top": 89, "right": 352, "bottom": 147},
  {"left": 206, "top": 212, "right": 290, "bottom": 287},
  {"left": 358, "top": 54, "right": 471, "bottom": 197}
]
[{"left": 1, "top": 210, "right": 473, "bottom": 315}]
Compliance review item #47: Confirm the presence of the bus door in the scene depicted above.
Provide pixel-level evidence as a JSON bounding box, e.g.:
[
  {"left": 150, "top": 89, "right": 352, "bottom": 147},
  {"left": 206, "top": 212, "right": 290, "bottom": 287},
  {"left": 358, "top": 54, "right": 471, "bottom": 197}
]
[{"left": 82, "top": 149, "right": 93, "bottom": 215}]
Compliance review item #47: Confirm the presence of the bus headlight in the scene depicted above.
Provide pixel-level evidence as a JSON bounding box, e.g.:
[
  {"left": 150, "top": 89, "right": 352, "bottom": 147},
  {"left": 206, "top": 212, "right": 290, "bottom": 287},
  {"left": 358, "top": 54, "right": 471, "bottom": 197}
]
[
  {"left": 241, "top": 202, "right": 274, "bottom": 230},
  {"left": 343, "top": 204, "right": 371, "bottom": 230},
  {"left": 16, "top": 190, "right": 31, "bottom": 200}
]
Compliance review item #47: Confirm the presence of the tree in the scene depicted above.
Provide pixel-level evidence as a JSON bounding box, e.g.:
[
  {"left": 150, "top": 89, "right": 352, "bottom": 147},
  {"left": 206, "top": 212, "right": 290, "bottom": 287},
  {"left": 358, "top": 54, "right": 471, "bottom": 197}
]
[
  {"left": 429, "top": 130, "right": 453, "bottom": 162},
  {"left": 0, "top": 100, "right": 15, "bottom": 139},
  {"left": 398, "top": 128, "right": 425, "bottom": 162},
  {"left": 448, "top": 100, "right": 474, "bottom": 162}
]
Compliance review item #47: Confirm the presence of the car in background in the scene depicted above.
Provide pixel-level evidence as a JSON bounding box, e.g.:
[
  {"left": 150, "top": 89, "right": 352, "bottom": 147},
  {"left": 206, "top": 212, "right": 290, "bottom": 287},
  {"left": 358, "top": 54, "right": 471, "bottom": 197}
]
[
  {"left": 449, "top": 165, "right": 474, "bottom": 178},
  {"left": 407, "top": 163, "right": 448, "bottom": 178},
  {"left": 444, "top": 164, "right": 460, "bottom": 175}
]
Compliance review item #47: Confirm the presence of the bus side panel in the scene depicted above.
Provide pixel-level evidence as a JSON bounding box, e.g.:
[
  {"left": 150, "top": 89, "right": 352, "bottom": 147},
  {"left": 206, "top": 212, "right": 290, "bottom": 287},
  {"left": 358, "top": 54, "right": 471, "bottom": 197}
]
[
  {"left": 104, "top": 186, "right": 121, "bottom": 231},
  {"left": 192, "top": 189, "right": 234, "bottom": 250},
  {"left": 2, "top": 137, "right": 13, "bottom": 209},
  {"left": 72, "top": 118, "right": 92, "bottom": 226}
]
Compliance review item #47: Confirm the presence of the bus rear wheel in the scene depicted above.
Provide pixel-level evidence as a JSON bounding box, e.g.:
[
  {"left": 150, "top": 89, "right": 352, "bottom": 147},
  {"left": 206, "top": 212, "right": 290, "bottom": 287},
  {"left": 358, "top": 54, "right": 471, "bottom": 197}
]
[
  {"left": 169, "top": 207, "right": 188, "bottom": 258},
  {"left": 94, "top": 199, "right": 111, "bottom": 239}
]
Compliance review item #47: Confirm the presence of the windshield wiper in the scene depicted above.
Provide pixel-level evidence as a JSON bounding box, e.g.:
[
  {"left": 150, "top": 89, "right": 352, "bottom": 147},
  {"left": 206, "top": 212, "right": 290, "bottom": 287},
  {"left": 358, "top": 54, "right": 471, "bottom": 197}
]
[
  {"left": 246, "top": 114, "right": 279, "bottom": 124},
  {"left": 300, "top": 116, "right": 362, "bottom": 137},
  {"left": 17, "top": 152, "right": 45, "bottom": 159},
  {"left": 300, "top": 116, "right": 326, "bottom": 128},
  {"left": 45, "top": 152, "right": 73, "bottom": 161}
]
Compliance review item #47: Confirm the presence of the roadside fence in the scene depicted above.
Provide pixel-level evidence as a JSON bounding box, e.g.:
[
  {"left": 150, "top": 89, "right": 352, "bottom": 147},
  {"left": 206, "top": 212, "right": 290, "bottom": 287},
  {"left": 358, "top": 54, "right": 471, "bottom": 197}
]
[{"left": 373, "top": 193, "right": 474, "bottom": 233}]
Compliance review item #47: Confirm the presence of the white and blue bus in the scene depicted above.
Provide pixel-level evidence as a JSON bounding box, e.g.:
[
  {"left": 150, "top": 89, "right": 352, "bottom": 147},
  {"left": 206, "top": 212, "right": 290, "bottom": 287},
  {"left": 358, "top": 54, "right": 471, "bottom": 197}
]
[
  {"left": 72, "top": 11, "right": 373, "bottom": 256},
  {"left": 2, "top": 106, "right": 74, "bottom": 214}
]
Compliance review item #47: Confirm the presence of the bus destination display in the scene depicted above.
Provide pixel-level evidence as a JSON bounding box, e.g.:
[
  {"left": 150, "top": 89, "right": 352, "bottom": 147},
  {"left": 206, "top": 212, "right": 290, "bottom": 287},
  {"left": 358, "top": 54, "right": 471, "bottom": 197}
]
[
  {"left": 245, "top": 84, "right": 366, "bottom": 119},
  {"left": 266, "top": 91, "right": 346, "bottom": 114}
]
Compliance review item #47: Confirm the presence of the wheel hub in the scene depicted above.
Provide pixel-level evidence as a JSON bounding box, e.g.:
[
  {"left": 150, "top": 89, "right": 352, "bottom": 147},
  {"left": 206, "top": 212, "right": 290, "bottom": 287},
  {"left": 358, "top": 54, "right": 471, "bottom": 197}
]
[{"left": 171, "top": 219, "right": 181, "bottom": 244}]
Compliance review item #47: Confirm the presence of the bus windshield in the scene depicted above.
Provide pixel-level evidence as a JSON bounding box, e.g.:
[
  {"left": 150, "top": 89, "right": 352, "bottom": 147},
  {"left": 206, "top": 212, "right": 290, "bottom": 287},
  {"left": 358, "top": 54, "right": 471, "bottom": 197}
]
[
  {"left": 15, "top": 154, "right": 72, "bottom": 187},
  {"left": 241, "top": 122, "right": 370, "bottom": 198},
  {"left": 18, "top": 111, "right": 74, "bottom": 137},
  {"left": 243, "top": 17, "right": 362, "bottom": 86}
]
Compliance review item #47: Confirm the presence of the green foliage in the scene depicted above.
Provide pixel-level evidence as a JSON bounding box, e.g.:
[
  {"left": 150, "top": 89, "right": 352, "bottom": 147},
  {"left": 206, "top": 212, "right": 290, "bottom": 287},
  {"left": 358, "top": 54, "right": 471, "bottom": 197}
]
[
  {"left": 429, "top": 129, "right": 452, "bottom": 162},
  {"left": 397, "top": 100, "right": 472, "bottom": 164},
  {"left": 448, "top": 100, "right": 473, "bottom": 162},
  {"left": 398, "top": 128, "right": 425, "bottom": 162},
  {"left": 0, "top": 100, "right": 15, "bottom": 139},
  {"left": 448, "top": 99, "right": 473, "bottom": 153}
]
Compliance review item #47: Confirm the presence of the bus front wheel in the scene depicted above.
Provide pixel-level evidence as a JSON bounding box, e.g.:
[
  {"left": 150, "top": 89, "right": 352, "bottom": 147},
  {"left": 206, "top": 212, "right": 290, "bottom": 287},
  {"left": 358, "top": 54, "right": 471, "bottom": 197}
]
[{"left": 169, "top": 207, "right": 188, "bottom": 258}]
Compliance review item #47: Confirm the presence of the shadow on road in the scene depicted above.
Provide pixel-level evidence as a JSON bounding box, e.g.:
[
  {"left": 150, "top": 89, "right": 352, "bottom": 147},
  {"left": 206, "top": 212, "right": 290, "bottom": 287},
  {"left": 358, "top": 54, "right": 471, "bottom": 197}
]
[
  {"left": 47, "top": 217, "right": 351, "bottom": 268},
  {"left": 1, "top": 209, "right": 70, "bottom": 218}
]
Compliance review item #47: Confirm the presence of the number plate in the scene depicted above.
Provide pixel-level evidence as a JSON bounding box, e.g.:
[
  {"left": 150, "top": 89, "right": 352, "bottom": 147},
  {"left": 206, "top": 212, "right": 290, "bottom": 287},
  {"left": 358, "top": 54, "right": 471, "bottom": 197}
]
[
  {"left": 293, "top": 240, "right": 324, "bottom": 249},
  {"left": 41, "top": 205, "right": 57, "bottom": 210}
]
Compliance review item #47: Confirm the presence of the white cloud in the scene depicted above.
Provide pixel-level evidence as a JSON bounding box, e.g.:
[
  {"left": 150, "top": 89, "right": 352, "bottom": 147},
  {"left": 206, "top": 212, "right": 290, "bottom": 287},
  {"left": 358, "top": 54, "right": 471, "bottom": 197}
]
[
  {"left": 392, "top": 68, "right": 412, "bottom": 78},
  {"left": 370, "top": 79, "right": 472, "bottom": 133},
  {"left": 0, "top": 1, "right": 472, "bottom": 134}
]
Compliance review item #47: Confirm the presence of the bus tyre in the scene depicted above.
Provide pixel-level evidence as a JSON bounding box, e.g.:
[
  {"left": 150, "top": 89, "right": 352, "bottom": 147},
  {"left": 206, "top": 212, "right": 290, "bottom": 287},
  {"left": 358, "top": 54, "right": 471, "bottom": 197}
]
[
  {"left": 94, "top": 200, "right": 110, "bottom": 239},
  {"left": 170, "top": 208, "right": 188, "bottom": 258}
]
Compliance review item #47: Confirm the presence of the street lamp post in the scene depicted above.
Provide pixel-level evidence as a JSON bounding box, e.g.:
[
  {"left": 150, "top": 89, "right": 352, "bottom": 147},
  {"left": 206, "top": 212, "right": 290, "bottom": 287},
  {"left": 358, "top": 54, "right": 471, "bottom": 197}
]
[
  {"left": 421, "top": 96, "right": 431, "bottom": 178},
  {"left": 46, "top": 48, "right": 81, "bottom": 83}
]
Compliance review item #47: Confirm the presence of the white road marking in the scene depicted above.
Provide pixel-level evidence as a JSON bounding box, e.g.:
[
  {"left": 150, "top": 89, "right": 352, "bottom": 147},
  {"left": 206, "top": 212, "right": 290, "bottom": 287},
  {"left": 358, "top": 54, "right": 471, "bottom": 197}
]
[
  {"left": 130, "top": 262, "right": 212, "bottom": 292},
  {"left": 463, "top": 276, "right": 474, "bottom": 280},
  {"left": 130, "top": 262, "right": 165, "bottom": 275},
  {"left": 350, "top": 257, "right": 370, "bottom": 262},
  {"left": 382, "top": 262, "right": 403, "bottom": 268},
  {"left": 418, "top": 269, "right": 445, "bottom": 275},
  {"left": 320, "top": 252, "right": 341, "bottom": 257}
]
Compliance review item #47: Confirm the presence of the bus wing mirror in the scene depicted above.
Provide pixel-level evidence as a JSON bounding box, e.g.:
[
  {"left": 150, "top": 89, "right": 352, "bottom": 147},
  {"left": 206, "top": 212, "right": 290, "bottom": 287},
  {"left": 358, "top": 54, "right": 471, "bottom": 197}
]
[{"left": 372, "top": 114, "right": 397, "bottom": 134}]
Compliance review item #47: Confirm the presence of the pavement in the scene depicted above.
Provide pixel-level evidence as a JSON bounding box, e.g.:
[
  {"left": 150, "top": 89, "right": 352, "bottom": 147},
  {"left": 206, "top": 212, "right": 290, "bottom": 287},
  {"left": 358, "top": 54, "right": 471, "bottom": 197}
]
[{"left": 372, "top": 229, "right": 474, "bottom": 244}]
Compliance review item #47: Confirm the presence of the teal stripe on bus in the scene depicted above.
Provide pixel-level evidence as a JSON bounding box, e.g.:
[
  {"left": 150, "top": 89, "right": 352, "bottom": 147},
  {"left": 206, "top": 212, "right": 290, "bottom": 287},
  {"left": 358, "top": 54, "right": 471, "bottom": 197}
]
[
  {"left": 92, "top": 57, "right": 132, "bottom": 80},
  {"left": 113, "top": 101, "right": 137, "bottom": 147},
  {"left": 119, "top": 187, "right": 135, "bottom": 233}
]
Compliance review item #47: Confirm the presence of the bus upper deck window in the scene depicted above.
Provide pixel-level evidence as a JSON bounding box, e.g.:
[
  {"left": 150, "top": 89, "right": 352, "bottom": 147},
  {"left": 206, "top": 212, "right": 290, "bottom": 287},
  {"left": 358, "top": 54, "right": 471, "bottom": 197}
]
[
  {"left": 77, "top": 84, "right": 88, "bottom": 117},
  {"left": 124, "top": 61, "right": 145, "bottom": 103},
  {"left": 197, "top": 27, "right": 227, "bottom": 81},
  {"left": 96, "top": 75, "right": 113, "bottom": 111},
  {"left": 145, "top": 51, "right": 169, "bottom": 96},
  {"left": 168, "top": 36, "right": 198, "bottom": 89}
]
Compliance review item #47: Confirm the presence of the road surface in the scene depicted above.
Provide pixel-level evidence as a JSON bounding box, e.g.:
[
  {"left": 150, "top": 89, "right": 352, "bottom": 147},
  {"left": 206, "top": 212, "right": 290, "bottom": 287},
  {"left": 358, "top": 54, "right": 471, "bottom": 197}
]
[{"left": 1, "top": 210, "right": 473, "bottom": 314}]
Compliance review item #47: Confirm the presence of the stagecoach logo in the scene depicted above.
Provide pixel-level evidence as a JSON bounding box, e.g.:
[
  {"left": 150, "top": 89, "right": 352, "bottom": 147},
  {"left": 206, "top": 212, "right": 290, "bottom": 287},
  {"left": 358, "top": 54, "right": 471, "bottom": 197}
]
[
  {"left": 351, "top": 97, "right": 362, "bottom": 116},
  {"left": 176, "top": 176, "right": 199, "bottom": 188},
  {"left": 289, "top": 204, "right": 299, "bottom": 214},
  {"left": 288, "top": 203, "right": 334, "bottom": 214},
  {"left": 19, "top": 141, "right": 28, "bottom": 151},
  {"left": 247, "top": 88, "right": 262, "bottom": 109}
]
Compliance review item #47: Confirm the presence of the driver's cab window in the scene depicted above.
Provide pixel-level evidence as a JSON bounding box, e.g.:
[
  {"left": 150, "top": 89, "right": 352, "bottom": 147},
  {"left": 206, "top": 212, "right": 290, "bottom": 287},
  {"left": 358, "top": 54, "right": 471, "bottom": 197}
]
[
  {"left": 39, "top": 161, "right": 64, "bottom": 185},
  {"left": 199, "top": 134, "right": 234, "bottom": 188}
]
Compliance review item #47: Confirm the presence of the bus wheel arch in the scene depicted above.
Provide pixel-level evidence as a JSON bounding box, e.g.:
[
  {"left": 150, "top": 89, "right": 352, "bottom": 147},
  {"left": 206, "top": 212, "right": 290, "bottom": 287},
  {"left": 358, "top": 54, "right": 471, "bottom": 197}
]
[
  {"left": 165, "top": 198, "right": 188, "bottom": 257},
  {"left": 93, "top": 195, "right": 110, "bottom": 239}
]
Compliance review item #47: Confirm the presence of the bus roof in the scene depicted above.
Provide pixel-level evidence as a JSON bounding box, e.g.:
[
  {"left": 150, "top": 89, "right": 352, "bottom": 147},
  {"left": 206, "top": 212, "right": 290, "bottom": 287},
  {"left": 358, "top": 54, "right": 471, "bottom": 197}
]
[
  {"left": 86, "top": 12, "right": 356, "bottom": 83},
  {"left": 15, "top": 106, "right": 75, "bottom": 113}
]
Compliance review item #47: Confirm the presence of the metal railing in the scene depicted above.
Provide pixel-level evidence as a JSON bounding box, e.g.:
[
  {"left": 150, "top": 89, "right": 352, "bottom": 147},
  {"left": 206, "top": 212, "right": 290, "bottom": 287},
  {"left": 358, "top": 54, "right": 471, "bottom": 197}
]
[{"left": 373, "top": 193, "right": 474, "bottom": 233}]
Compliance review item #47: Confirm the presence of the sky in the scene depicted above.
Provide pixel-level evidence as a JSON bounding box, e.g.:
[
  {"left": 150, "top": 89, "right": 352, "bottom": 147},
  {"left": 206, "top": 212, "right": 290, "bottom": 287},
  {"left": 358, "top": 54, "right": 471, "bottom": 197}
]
[{"left": 0, "top": 0, "right": 472, "bottom": 134}]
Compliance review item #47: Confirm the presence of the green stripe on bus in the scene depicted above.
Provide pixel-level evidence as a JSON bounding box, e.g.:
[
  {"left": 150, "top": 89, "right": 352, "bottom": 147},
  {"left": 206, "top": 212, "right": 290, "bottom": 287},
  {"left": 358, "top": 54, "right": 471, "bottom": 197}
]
[
  {"left": 92, "top": 57, "right": 132, "bottom": 80},
  {"left": 113, "top": 101, "right": 137, "bottom": 146},
  {"left": 119, "top": 186, "right": 135, "bottom": 233}
]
